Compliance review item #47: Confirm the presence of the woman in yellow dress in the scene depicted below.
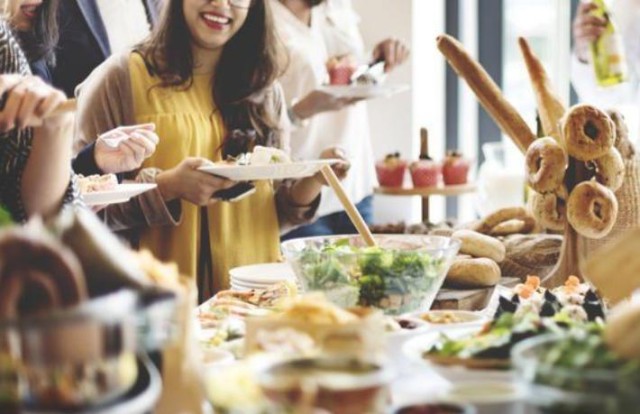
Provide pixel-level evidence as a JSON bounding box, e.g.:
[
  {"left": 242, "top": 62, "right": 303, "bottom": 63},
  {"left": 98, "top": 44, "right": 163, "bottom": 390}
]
[{"left": 74, "top": 0, "right": 345, "bottom": 300}]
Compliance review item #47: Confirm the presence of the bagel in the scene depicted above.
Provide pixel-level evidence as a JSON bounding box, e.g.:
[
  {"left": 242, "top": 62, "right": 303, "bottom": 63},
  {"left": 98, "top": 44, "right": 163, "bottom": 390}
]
[
  {"left": 474, "top": 207, "right": 530, "bottom": 235},
  {"left": 446, "top": 257, "right": 501, "bottom": 288},
  {"left": 489, "top": 217, "right": 537, "bottom": 236},
  {"left": 0, "top": 227, "right": 87, "bottom": 318},
  {"left": 452, "top": 229, "right": 506, "bottom": 263},
  {"left": 562, "top": 104, "right": 615, "bottom": 162},
  {"left": 607, "top": 109, "right": 636, "bottom": 160},
  {"left": 529, "top": 187, "right": 568, "bottom": 232},
  {"left": 588, "top": 147, "right": 625, "bottom": 192},
  {"left": 567, "top": 181, "right": 618, "bottom": 239},
  {"left": 525, "top": 137, "right": 567, "bottom": 193}
]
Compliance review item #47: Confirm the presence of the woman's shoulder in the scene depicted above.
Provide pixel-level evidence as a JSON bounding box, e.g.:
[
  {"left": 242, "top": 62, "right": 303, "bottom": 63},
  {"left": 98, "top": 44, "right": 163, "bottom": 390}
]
[
  {"left": 75, "top": 51, "right": 135, "bottom": 97},
  {"left": 0, "top": 20, "right": 30, "bottom": 75}
]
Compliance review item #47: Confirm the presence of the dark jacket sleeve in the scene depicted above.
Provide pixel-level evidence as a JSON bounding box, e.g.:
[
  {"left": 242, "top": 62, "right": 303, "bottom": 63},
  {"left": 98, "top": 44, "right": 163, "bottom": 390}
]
[{"left": 29, "top": 59, "right": 53, "bottom": 84}]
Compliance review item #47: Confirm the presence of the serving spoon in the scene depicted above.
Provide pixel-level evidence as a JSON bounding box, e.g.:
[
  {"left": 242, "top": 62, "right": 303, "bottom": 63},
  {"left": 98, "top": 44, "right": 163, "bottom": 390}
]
[{"left": 320, "top": 165, "right": 377, "bottom": 247}]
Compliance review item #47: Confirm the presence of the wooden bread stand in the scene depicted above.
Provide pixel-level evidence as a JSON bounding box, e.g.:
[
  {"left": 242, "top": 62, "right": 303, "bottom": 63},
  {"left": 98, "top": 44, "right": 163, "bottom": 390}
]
[
  {"left": 543, "top": 158, "right": 591, "bottom": 287},
  {"left": 374, "top": 128, "right": 477, "bottom": 222}
]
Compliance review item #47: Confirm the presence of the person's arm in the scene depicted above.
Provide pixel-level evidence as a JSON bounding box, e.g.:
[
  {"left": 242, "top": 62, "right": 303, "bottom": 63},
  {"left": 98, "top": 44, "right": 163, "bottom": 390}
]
[
  {"left": 0, "top": 75, "right": 73, "bottom": 219},
  {"left": 74, "top": 53, "right": 180, "bottom": 230},
  {"left": 571, "top": 0, "right": 637, "bottom": 106}
]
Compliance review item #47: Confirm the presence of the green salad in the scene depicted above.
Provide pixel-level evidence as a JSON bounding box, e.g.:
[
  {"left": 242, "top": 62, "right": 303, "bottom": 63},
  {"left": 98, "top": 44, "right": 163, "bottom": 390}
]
[
  {"left": 295, "top": 239, "right": 446, "bottom": 314},
  {"left": 527, "top": 324, "right": 640, "bottom": 414}
]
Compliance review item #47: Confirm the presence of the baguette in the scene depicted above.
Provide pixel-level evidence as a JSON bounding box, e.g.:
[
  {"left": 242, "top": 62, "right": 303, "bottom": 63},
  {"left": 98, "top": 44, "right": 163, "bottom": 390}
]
[
  {"left": 436, "top": 34, "right": 536, "bottom": 153},
  {"left": 518, "top": 37, "right": 566, "bottom": 140}
]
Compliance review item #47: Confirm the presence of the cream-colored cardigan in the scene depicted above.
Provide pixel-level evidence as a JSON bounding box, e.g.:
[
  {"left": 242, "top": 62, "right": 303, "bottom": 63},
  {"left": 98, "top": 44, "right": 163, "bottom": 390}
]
[{"left": 74, "top": 52, "right": 319, "bottom": 241}]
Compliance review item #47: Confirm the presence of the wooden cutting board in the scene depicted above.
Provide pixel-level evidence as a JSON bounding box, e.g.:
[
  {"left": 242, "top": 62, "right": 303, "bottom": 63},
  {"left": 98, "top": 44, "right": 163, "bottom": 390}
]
[{"left": 432, "top": 277, "right": 520, "bottom": 311}]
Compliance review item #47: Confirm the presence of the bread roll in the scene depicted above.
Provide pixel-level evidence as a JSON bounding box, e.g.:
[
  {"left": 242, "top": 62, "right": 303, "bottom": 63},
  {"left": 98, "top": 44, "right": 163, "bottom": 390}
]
[
  {"left": 446, "top": 257, "right": 501, "bottom": 288},
  {"left": 452, "top": 229, "right": 506, "bottom": 263}
]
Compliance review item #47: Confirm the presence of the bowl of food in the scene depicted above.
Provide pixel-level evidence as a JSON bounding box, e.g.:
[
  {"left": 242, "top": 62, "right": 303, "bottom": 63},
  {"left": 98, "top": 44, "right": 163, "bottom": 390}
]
[
  {"left": 390, "top": 402, "right": 476, "bottom": 414},
  {"left": 257, "top": 356, "right": 394, "bottom": 414},
  {"left": 512, "top": 325, "right": 640, "bottom": 414},
  {"left": 409, "top": 310, "right": 488, "bottom": 331},
  {"left": 282, "top": 235, "right": 460, "bottom": 315},
  {"left": 0, "top": 289, "right": 140, "bottom": 411}
]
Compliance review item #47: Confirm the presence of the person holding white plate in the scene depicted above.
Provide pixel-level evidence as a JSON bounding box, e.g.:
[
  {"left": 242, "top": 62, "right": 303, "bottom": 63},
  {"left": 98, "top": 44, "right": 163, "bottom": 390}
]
[{"left": 273, "top": 0, "right": 409, "bottom": 239}]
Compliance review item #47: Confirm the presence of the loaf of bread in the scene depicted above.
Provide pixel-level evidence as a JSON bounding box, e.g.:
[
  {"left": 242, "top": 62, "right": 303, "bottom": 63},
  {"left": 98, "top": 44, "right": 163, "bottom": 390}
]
[
  {"left": 445, "top": 257, "right": 501, "bottom": 288},
  {"left": 437, "top": 34, "right": 536, "bottom": 153},
  {"left": 500, "top": 234, "right": 562, "bottom": 281}
]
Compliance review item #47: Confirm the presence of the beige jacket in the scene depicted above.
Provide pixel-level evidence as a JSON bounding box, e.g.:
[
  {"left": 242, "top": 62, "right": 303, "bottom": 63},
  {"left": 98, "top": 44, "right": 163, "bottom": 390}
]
[{"left": 74, "top": 52, "right": 319, "bottom": 238}]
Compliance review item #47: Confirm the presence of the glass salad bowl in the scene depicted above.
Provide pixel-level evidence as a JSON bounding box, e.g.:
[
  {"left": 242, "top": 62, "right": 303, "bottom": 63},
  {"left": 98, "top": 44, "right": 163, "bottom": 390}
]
[
  {"left": 512, "top": 331, "right": 640, "bottom": 414},
  {"left": 281, "top": 235, "right": 460, "bottom": 315}
]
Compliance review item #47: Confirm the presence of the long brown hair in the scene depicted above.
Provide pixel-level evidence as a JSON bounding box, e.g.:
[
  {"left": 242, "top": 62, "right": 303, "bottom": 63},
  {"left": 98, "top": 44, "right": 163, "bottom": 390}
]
[
  {"left": 16, "top": 0, "right": 60, "bottom": 65},
  {"left": 138, "top": 0, "right": 282, "bottom": 145}
]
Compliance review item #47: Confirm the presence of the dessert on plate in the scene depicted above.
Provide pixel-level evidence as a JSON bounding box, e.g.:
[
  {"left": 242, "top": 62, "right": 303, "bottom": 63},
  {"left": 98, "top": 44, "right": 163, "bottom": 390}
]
[
  {"left": 376, "top": 152, "right": 407, "bottom": 188},
  {"left": 410, "top": 156, "right": 441, "bottom": 188},
  {"left": 77, "top": 174, "right": 118, "bottom": 193}
]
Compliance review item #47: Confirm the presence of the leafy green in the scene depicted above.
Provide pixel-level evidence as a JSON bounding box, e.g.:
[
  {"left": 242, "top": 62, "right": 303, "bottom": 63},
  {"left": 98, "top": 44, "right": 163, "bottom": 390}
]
[{"left": 295, "top": 240, "right": 446, "bottom": 314}]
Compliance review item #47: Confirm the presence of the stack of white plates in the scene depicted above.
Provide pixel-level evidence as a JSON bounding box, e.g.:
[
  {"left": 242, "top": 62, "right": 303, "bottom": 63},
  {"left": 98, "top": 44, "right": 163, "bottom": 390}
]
[{"left": 229, "top": 263, "right": 297, "bottom": 291}]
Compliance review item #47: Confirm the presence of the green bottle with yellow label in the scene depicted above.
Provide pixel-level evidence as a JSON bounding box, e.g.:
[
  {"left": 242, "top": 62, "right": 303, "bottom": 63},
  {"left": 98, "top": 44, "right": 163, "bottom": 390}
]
[{"left": 590, "top": 0, "right": 628, "bottom": 86}]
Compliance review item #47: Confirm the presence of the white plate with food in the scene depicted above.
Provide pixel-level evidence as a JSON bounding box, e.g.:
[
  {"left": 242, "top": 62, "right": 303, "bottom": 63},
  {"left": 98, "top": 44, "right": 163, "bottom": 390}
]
[
  {"left": 319, "top": 84, "right": 410, "bottom": 100},
  {"left": 406, "top": 310, "right": 489, "bottom": 331},
  {"left": 82, "top": 183, "right": 157, "bottom": 206},
  {"left": 198, "top": 159, "right": 340, "bottom": 181},
  {"left": 402, "top": 328, "right": 514, "bottom": 382}
]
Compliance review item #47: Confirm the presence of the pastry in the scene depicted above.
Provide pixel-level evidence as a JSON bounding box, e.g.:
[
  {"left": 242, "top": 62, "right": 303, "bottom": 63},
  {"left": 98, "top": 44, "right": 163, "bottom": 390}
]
[
  {"left": 326, "top": 56, "right": 357, "bottom": 86},
  {"left": 589, "top": 147, "right": 625, "bottom": 192},
  {"left": 446, "top": 257, "right": 501, "bottom": 288},
  {"left": 77, "top": 173, "right": 118, "bottom": 193},
  {"left": 0, "top": 226, "right": 87, "bottom": 318},
  {"left": 518, "top": 37, "right": 566, "bottom": 140},
  {"left": 442, "top": 150, "right": 471, "bottom": 185},
  {"left": 530, "top": 187, "right": 568, "bottom": 232},
  {"left": 562, "top": 104, "right": 615, "bottom": 162},
  {"left": 376, "top": 152, "right": 407, "bottom": 187},
  {"left": 567, "top": 181, "right": 618, "bottom": 239},
  {"left": 473, "top": 206, "right": 530, "bottom": 235},
  {"left": 525, "top": 137, "right": 567, "bottom": 194},
  {"left": 410, "top": 157, "right": 441, "bottom": 187},
  {"left": 607, "top": 109, "right": 636, "bottom": 160},
  {"left": 489, "top": 217, "right": 537, "bottom": 236},
  {"left": 452, "top": 229, "right": 506, "bottom": 263},
  {"left": 436, "top": 34, "right": 536, "bottom": 153}
]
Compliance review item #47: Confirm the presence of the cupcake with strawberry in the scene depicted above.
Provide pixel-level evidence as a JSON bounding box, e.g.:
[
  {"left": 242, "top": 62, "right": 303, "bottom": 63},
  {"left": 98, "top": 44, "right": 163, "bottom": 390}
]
[
  {"left": 442, "top": 150, "right": 471, "bottom": 185},
  {"left": 376, "top": 152, "right": 407, "bottom": 188},
  {"left": 410, "top": 155, "right": 441, "bottom": 188}
]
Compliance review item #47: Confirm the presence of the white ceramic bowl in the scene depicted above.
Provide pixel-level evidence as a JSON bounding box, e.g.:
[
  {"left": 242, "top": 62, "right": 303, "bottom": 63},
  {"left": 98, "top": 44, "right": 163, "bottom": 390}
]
[
  {"left": 402, "top": 329, "right": 514, "bottom": 383},
  {"left": 406, "top": 310, "right": 489, "bottom": 331}
]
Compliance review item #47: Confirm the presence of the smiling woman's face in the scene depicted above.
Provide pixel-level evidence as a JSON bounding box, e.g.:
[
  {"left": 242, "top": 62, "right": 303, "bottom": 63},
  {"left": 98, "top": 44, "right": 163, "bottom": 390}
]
[
  {"left": 2, "top": 0, "right": 43, "bottom": 31},
  {"left": 182, "top": 0, "right": 250, "bottom": 52}
]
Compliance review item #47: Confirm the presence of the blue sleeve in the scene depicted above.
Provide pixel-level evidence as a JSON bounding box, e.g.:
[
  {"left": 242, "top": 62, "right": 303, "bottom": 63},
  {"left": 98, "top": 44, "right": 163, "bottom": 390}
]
[{"left": 30, "top": 59, "right": 53, "bottom": 84}]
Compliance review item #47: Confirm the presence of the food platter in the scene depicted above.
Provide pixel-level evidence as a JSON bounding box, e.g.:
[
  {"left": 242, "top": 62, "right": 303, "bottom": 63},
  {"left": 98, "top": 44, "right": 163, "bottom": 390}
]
[
  {"left": 82, "top": 183, "right": 157, "bottom": 206},
  {"left": 198, "top": 159, "right": 341, "bottom": 181},
  {"left": 318, "top": 84, "right": 410, "bottom": 100}
]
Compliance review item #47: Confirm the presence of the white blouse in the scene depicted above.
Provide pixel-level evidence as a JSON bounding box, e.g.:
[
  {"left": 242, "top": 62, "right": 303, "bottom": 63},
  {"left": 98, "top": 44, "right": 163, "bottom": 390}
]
[
  {"left": 270, "top": 0, "right": 378, "bottom": 217},
  {"left": 95, "top": 0, "right": 151, "bottom": 54}
]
